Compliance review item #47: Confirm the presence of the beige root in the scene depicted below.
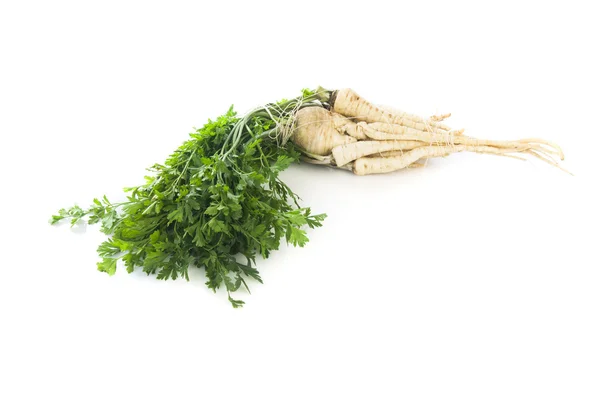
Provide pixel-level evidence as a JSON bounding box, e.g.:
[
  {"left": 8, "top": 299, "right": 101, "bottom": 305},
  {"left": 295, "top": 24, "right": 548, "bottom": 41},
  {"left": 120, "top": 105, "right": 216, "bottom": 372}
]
[
  {"left": 375, "top": 150, "right": 420, "bottom": 158},
  {"left": 290, "top": 89, "right": 567, "bottom": 175},
  {"left": 362, "top": 122, "right": 465, "bottom": 141},
  {"left": 360, "top": 122, "right": 564, "bottom": 160},
  {"left": 368, "top": 154, "right": 428, "bottom": 170},
  {"left": 378, "top": 105, "right": 453, "bottom": 131},
  {"left": 292, "top": 107, "right": 356, "bottom": 156},
  {"left": 331, "top": 112, "right": 367, "bottom": 140},
  {"left": 332, "top": 140, "right": 426, "bottom": 166},
  {"left": 354, "top": 145, "right": 504, "bottom": 175},
  {"left": 332, "top": 88, "right": 451, "bottom": 133},
  {"left": 353, "top": 144, "right": 564, "bottom": 175}
]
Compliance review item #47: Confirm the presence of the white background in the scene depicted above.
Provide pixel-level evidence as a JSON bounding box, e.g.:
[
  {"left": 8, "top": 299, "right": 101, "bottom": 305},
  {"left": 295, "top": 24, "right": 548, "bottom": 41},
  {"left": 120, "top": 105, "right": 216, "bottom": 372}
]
[{"left": 1, "top": 1, "right": 599, "bottom": 397}]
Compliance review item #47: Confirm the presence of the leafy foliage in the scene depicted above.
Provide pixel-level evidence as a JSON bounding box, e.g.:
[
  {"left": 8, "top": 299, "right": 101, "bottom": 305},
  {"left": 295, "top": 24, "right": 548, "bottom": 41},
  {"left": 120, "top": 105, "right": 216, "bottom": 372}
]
[{"left": 51, "top": 90, "right": 329, "bottom": 307}]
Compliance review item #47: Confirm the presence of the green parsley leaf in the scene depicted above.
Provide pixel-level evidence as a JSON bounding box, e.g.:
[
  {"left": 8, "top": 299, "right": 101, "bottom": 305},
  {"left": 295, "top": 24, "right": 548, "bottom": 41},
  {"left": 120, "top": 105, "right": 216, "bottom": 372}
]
[
  {"left": 97, "top": 258, "right": 117, "bottom": 276},
  {"left": 51, "top": 89, "right": 331, "bottom": 307}
]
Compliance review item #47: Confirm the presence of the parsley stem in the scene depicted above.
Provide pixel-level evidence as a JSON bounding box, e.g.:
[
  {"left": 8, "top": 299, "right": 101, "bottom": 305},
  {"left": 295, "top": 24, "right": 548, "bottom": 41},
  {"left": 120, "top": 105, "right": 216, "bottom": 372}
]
[{"left": 170, "top": 149, "right": 196, "bottom": 192}]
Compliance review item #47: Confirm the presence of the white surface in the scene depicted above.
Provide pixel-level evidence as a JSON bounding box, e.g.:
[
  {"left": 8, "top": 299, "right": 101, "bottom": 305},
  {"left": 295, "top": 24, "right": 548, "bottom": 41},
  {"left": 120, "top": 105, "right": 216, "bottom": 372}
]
[{"left": 1, "top": 1, "right": 599, "bottom": 397}]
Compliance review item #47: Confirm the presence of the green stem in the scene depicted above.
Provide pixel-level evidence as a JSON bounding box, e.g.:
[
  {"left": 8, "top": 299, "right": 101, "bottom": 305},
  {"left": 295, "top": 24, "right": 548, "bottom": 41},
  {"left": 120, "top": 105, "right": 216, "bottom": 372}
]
[{"left": 169, "top": 149, "right": 196, "bottom": 193}]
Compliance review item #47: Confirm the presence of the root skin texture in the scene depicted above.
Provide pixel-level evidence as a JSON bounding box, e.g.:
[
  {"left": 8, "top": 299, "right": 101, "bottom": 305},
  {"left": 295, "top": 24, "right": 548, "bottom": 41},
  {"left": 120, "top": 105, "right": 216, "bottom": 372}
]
[
  {"left": 364, "top": 122, "right": 462, "bottom": 140},
  {"left": 353, "top": 144, "right": 560, "bottom": 175},
  {"left": 332, "top": 140, "right": 425, "bottom": 166},
  {"left": 331, "top": 112, "right": 367, "bottom": 140},
  {"left": 288, "top": 88, "right": 568, "bottom": 175},
  {"left": 332, "top": 88, "right": 450, "bottom": 133},
  {"left": 292, "top": 107, "right": 356, "bottom": 156}
]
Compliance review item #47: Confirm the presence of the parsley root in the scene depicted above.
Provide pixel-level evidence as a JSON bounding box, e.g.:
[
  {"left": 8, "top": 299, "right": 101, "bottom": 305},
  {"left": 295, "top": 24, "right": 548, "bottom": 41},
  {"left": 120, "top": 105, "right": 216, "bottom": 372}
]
[
  {"left": 51, "top": 87, "right": 568, "bottom": 307},
  {"left": 332, "top": 140, "right": 425, "bottom": 167},
  {"left": 332, "top": 88, "right": 452, "bottom": 133},
  {"left": 291, "top": 107, "right": 356, "bottom": 155}
]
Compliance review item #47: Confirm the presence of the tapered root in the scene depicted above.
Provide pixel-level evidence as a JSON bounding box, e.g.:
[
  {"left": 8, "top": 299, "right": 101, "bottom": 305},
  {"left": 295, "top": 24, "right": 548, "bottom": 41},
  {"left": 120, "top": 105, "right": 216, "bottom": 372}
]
[
  {"left": 332, "top": 88, "right": 452, "bottom": 133},
  {"left": 332, "top": 140, "right": 426, "bottom": 166},
  {"left": 357, "top": 122, "right": 566, "bottom": 167},
  {"left": 517, "top": 138, "right": 564, "bottom": 160},
  {"left": 353, "top": 143, "right": 567, "bottom": 175},
  {"left": 354, "top": 146, "right": 456, "bottom": 175},
  {"left": 360, "top": 122, "right": 463, "bottom": 142}
]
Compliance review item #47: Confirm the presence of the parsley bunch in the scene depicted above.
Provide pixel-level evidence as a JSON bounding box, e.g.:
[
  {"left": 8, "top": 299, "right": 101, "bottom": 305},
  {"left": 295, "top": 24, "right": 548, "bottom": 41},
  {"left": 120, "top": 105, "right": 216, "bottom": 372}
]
[{"left": 51, "top": 89, "right": 329, "bottom": 307}]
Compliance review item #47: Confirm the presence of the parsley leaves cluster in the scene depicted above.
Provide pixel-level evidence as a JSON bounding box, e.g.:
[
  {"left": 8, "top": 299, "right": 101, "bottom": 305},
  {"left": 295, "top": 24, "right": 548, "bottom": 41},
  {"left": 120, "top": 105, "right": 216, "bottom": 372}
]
[{"left": 51, "top": 90, "right": 328, "bottom": 307}]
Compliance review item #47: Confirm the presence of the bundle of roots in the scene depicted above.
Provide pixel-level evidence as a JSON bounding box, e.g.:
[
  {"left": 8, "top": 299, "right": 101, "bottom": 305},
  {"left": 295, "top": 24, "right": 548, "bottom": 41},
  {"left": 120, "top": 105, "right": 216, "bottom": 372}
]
[{"left": 292, "top": 88, "right": 568, "bottom": 175}]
